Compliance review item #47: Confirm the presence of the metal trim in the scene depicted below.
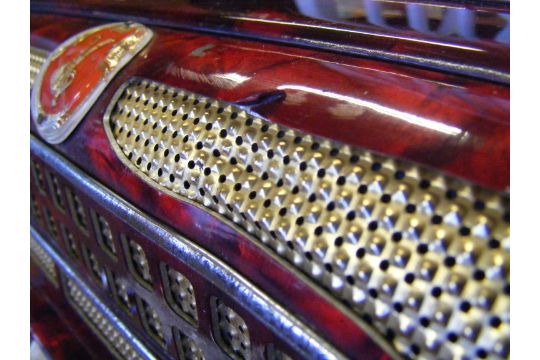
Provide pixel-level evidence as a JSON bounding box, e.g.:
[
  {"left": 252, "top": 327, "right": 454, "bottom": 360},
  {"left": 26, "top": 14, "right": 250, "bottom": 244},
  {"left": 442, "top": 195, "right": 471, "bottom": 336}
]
[
  {"left": 30, "top": 135, "right": 348, "bottom": 360},
  {"left": 103, "top": 78, "right": 509, "bottom": 359},
  {"left": 31, "top": 227, "right": 157, "bottom": 360}
]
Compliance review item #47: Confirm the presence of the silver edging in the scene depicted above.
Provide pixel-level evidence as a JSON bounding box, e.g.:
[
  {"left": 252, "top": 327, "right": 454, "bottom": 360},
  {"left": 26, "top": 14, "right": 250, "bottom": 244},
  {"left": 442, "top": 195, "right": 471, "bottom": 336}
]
[
  {"left": 30, "top": 136, "right": 348, "bottom": 360},
  {"left": 31, "top": 227, "right": 157, "bottom": 360}
]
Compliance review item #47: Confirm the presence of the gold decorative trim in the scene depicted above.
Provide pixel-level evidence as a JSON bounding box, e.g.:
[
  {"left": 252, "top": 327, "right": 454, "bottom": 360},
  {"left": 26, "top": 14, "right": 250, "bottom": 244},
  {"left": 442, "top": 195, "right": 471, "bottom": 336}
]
[
  {"left": 30, "top": 47, "right": 49, "bottom": 87},
  {"left": 31, "top": 234, "right": 58, "bottom": 287},
  {"left": 64, "top": 276, "right": 145, "bottom": 360},
  {"left": 104, "top": 78, "right": 510, "bottom": 359}
]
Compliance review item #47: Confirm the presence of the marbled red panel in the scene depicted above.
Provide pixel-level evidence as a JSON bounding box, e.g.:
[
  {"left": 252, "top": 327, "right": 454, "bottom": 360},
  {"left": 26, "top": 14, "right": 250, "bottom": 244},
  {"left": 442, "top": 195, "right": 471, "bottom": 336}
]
[
  {"left": 30, "top": 0, "right": 509, "bottom": 82},
  {"left": 30, "top": 12, "right": 509, "bottom": 360},
  {"left": 30, "top": 153, "right": 358, "bottom": 359},
  {"left": 31, "top": 14, "right": 509, "bottom": 190}
]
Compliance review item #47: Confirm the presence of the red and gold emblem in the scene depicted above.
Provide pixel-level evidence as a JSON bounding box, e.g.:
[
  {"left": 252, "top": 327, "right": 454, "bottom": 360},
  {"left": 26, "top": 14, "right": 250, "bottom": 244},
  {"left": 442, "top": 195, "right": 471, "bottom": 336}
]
[{"left": 31, "top": 22, "right": 153, "bottom": 143}]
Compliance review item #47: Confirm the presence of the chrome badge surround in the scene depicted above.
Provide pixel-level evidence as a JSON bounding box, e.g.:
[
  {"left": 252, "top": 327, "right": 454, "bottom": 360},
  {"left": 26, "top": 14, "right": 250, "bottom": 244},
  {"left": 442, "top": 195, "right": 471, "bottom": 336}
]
[{"left": 31, "top": 22, "right": 153, "bottom": 144}]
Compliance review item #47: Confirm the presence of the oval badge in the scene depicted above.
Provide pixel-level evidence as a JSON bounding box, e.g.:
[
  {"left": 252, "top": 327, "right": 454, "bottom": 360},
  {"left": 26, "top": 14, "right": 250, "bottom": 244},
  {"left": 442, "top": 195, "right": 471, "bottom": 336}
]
[{"left": 31, "top": 22, "right": 153, "bottom": 144}]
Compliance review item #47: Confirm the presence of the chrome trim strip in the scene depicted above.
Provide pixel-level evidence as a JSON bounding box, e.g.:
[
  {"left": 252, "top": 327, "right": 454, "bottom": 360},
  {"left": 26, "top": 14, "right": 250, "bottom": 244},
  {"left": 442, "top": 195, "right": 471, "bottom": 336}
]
[
  {"left": 30, "top": 136, "right": 347, "bottom": 360},
  {"left": 31, "top": 227, "right": 157, "bottom": 360}
]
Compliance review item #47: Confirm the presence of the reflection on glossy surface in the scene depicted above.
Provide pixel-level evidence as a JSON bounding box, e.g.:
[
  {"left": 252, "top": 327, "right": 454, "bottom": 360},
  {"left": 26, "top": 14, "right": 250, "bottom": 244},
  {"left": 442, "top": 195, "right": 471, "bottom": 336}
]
[
  {"left": 31, "top": 13, "right": 509, "bottom": 190},
  {"left": 230, "top": 15, "right": 485, "bottom": 52},
  {"left": 278, "top": 84, "right": 463, "bottom": 136},
  {"left": 166, "top": 63, "right": 251, "bottom": 90},
  {"left": 32, "top": 0, "right": 510, "bottom": 82}
]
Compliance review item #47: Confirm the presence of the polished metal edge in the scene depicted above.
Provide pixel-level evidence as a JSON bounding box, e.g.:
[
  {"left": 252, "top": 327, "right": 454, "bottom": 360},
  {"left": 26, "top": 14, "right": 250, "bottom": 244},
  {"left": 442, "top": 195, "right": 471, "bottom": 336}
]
[
  {"left": 30, "top": 135, "right": 349, "bottom": 360},
  {"left": 31, "top": 227, "right": 157, "bottom": 360},
  {"left": 298, "top": 38, "right": 509, "bottom": 84}
]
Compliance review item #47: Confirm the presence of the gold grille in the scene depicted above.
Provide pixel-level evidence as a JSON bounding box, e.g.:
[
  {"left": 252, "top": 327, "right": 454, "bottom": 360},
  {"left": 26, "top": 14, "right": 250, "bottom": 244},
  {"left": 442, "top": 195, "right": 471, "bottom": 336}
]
[
  {"left": 64, "top": 277, "right": 144, "bottom": 360},
  {"left": 30, "top": 47, "right": 48, "bottom": 87},
  {"left": 105, "top": 79, "right": 510, "bottom": 359},
  {"left": 31, "top": 235, "right": 58, "bottom": 287}
]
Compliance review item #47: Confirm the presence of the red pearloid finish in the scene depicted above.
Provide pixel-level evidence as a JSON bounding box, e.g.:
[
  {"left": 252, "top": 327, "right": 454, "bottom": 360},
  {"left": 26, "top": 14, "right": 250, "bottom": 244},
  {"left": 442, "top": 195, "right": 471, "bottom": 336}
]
[
  {"left": 37, "top": 24, "right": 148, "bottom": 117},
  {"left": 31, "top": 0, "right": 509, "bottom": 82},
  {"left": 30, "top": 156, "right": 341, "bottom": 360},
  {"left": 30, "top": 11, "right": 509, "bottom": 360},
  {"left": 31, "top": 14, "right": 509, "bottom": 190}
]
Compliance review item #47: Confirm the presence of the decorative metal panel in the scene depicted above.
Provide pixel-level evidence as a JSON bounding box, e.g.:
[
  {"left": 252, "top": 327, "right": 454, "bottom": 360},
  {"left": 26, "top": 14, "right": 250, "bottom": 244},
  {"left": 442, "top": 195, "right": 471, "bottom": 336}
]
[
  {"left": 64, "top": 276, "right": 146, "bottom": 360},
  {"left": 30, "top": 138, "right": 335, "bottom": 360},
  {"left": 31, "top": 235, "right": 58, "bottom": 287},
  {"left": 104, "top": 78, "right": 510, "bottom": 360}
]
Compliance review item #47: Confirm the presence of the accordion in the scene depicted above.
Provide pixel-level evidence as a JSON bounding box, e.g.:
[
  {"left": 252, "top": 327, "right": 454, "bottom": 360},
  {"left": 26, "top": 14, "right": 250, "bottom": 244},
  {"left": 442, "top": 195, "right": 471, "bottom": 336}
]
[{"left": 30, "top": 2, "right": 510, "bottom": 359}]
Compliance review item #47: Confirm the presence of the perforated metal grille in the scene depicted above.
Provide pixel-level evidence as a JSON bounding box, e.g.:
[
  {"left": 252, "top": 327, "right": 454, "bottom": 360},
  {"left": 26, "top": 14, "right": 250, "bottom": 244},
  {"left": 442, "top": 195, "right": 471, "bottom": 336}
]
[
  {"left": 136, "top": 296, "right": 165, "bottom": 346},
  {"left": 60, "top": 225, "right": 79, "bottom": 260},
  {"left": 93, "top": 212, "right": 117, "bottom": 257},
  {"left": 105, "top": 79, "right": 510, "bottom": 359},
  {"left": 173, "top": 328, "right": 205, "bottom": 360},
  {"left": 64, "top": 277, "right": 144, "bottom": 360},
  {"left": 67, "top": 189, "right": 89, "bottom": 233},
  {"left": 30, "top": 235, "right": 58, "bottom": 287},
  {"left": 82, "top": 244, "right": 105, "bottom": 285},
  {"left": 123, "top": 237, "right": 153, "bottom": 287},
  {"left": 30, "top": 47, "right": 48, "bottom": 87},
  {"left": 162, "top": 264, "right": 198, "bottom": 324},
  {"left": 211, "top": 298, "right": 251, "bottom": 360}
]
